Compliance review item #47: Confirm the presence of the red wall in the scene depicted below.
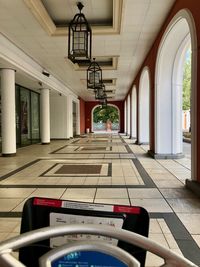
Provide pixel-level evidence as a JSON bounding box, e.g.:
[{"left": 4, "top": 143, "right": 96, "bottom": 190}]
[
  {"left": 85, "top": 101, "right": 124, "bottom": 133},
  {"left": 79, "top": 97, "right": 85, "bottom": 134}
]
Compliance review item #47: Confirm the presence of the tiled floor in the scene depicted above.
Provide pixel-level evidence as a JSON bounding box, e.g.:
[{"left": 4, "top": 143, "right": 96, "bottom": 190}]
[{"left": 0, "top": 134, "right": 199, "bottom": 266}]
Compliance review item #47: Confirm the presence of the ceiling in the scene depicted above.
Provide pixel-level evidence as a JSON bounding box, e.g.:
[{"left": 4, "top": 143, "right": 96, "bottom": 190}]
[{"left": 0, "top": 0, "right": 175, "bottom": 100}]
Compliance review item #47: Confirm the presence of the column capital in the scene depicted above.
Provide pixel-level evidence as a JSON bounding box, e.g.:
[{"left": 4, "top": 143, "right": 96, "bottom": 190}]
[
  {"left": 39, "top": 88, "right": 50, "bottom": 91},
  {"left": 0, "top": 68, "right": 16, "bottom": 72}
]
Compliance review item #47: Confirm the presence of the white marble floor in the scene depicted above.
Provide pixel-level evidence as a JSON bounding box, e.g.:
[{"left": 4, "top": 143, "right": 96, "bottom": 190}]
[{"left": 0, "top": 134, "right": 198, "bottom": 266}]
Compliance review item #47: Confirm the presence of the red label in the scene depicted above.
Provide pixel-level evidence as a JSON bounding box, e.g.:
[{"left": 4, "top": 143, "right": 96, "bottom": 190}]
[
  {"left": 113, "top": 206, "right": 141, "bottom": 214},
  {"left": 33, "top": 198, "right": 62, "bottom": 208}
]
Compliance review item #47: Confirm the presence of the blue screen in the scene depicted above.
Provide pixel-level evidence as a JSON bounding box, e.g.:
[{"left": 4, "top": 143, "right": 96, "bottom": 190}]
[{"left": 52, "top": 250, "right": 128, "bottom": 267}]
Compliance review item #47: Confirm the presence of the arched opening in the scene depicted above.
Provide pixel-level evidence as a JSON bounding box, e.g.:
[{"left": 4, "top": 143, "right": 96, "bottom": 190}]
[
  {"left": 139, "top": 67, "right": 150, "bottom": 144},
  {"left": 131, "top": 86, "right": 137, "bottom": 139},
  {"left": 127, "top": 94, "right": 131, "bottom": 136},
  {"left": 92, "top": 104, "right": 120, "bottom": 133},
  {"left": 155, "top": 9, "right": 197, "bottom": 181}
]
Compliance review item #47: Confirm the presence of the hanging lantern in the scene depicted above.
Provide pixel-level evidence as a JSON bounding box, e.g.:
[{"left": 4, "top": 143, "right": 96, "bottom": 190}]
[
  {"left": 95, "top": 84, "right": 106, "bottom": 99},
  {"left": 100, "top": 97, "right": 107, "bottom": 108},
  {"left": 87, "top": 58, "right": 102, "bottom": 89},
  {"left": 68, "top": 2, "right": 92, "bottom": 64}
]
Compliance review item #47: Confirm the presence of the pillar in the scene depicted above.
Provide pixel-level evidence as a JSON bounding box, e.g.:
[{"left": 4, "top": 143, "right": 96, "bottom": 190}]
[
  {"left": 76, "top": 99, "right": 80, "bottom": 136},
  {"left": 127, "top": 94, "right": 131, "bottom": 136},
  {"left": 40, "top": 88, "right": 50, "bottom": 144},
  {"left": 1, "top": 69, "right": 16, "bottom": 156},
  {"left": 66, "top": 95, "right": 73, "bottom": 139},
  {"left": 124, "top": 100, "right": 127, "bottom": 134}
]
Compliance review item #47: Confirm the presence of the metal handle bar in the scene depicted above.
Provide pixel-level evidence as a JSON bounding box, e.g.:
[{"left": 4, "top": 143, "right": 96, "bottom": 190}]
[{"left": 0, "top": 224, "right": 197, "bottom": 267}]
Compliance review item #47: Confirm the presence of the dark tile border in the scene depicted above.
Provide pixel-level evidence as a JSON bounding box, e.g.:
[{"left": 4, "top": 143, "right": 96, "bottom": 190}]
[
  {"left": 78, "top": 146, "right": 112, "bottom": 152},
  {"left": 0, "top": 159, "right": 41, "bottom": 182},
  {"left": 108, "top": 163, "right": 112, "bottom": 176},
  {"left": 119, "top": 135, "right": 126, "bottom": 143},
  {"left": 119, "top": 135, "right": 134, "bottom": 154},
  {"left": 0, "top": 157, "right": 155, "bottom": 188},
  {"left": 150, "top": 212, "right": 200, "bottom": 265},
  {"left": 71, "top": 139, "right": 81, "bottom": 144},
  {"left": 52, "top": 152, "right": 130, "bottom": 154},
  {"left": 132, "top": 159, "right": 156, "bottom": 187},
  {"left": 0, "top": 212, "right": 22, "bottom": 217},
  {"left": 0, "top": 184, "right": 150, "bottom": 189},
  {"left": 50, "top": 136, "right": 125, "bottom": 154},
  {"left": 50, "top": 144, "right": 69, "bottom": 154}
]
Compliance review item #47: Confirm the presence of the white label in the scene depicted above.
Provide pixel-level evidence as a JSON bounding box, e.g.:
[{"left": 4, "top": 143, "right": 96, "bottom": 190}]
[
  {"left": 61, "top": 201, "right": 113, "bottom": 212},
  {"left": 50, "top": 213, "right": 124, "bottom": 248}
]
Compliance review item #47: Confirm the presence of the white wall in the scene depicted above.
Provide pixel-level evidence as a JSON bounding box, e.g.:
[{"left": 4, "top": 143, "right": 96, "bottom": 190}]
[{"left": 50, "top": 96, "right": 68, "bottom": 138}]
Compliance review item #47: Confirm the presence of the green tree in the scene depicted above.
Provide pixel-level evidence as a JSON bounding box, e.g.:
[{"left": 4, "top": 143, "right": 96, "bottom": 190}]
[
  {"left": 182, "top": 51, "right": 191, "bottom": 110},
  {"left": 93, "top": 106, "right": 119, "bottom": 123}
]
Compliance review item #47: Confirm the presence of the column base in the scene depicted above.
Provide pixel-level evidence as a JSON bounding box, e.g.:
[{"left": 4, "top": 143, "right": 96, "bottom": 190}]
[
  {"left": 2, "top": 153, "right": 16, "bottom": 157},
  {"left": 41, "top": 142, "right": 50, "bottom": 145},
  {"left": 138, "top": 142, "right": 149, "bottom": 145},
  {"left": 186, "top": 179, "right": 200, "bottom": 198},
  {"left": 148, "top": 150, "right": 184, "bottom": 159}
]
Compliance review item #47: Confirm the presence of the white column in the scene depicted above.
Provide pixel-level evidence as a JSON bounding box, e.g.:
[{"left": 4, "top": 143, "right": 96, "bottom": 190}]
[
  {"left": 66, "top": 95, "right": 73, "bottom": 139},
  {"left": 1, "top": 69, "right": 16, "bottom": 156},
  {"left": 76, "top": 99, "right": 80, "bottom": 136},
  {"left": 131, "top": 87, "right": 137, "bottom": 138},
  {"left": 124, "top": 100, "right": 127, "bottom": 134},
  {"left": 127, "top": 95, "right": 131, "bottom": 135},
  {"left": 40, "top": 88, "right": 50, "bottom": 144}
]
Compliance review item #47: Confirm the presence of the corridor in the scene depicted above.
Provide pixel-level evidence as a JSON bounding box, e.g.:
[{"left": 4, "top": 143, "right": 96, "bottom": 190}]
[{"left": 0, "top": 134, "right": 199, "bottom": 266}]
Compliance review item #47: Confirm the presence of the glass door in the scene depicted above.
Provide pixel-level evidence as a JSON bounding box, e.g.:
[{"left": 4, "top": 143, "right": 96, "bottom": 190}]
[
  {"left": 31, "top": 92, "right": 40, "bottom": 143},
  {"left": 20, "top": 88, "right": 31, "bottom": 146}
]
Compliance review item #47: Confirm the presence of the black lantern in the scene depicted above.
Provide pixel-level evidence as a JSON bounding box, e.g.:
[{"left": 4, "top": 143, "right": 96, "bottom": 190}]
[
  {"left": 87, "top": 58, "right": 102, "bottom": 89},
  {"left": 95, "top": 84, "right": 106, "bottom": 99},
  {"left": 68, "top": 2, "right": 92, "bottom": 64},
  {"left": 100, "top": 97, "right": 107, "bottom": 108}
]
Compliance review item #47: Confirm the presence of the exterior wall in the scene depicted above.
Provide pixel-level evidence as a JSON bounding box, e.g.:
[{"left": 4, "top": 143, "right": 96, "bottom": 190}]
[
  {"left": 85, "top": 101, "right": 124, "bottom": 133},
  {"left": 79, "top": 97, "right": 86, "bottom": 134}
]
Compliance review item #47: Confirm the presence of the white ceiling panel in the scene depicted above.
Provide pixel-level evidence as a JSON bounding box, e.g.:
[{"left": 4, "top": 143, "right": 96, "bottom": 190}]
[{"left": 0, "top": 0, "right": 175, "bottom": 101}]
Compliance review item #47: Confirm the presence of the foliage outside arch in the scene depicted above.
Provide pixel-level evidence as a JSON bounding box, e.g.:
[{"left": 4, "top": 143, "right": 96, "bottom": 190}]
[
  {"left": 93, "top": 105, "right": 119, "bottom": 123},
  {"left": 93, "top": 105, "right": 120, "bottom": 131}
]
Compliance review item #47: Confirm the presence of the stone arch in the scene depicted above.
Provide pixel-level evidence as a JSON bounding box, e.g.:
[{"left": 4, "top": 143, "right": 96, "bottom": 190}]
[
  {"left": 155, "top": 9, "right": 197, "bottom": 181},
  {"left": 91, "top": 104, "right": 120, "bottom": 133}
]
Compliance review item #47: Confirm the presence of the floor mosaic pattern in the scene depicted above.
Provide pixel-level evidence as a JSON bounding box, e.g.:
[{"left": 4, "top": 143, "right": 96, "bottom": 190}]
[{"left": 0, "top": 133, "right": 199, "bottom": 266}]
